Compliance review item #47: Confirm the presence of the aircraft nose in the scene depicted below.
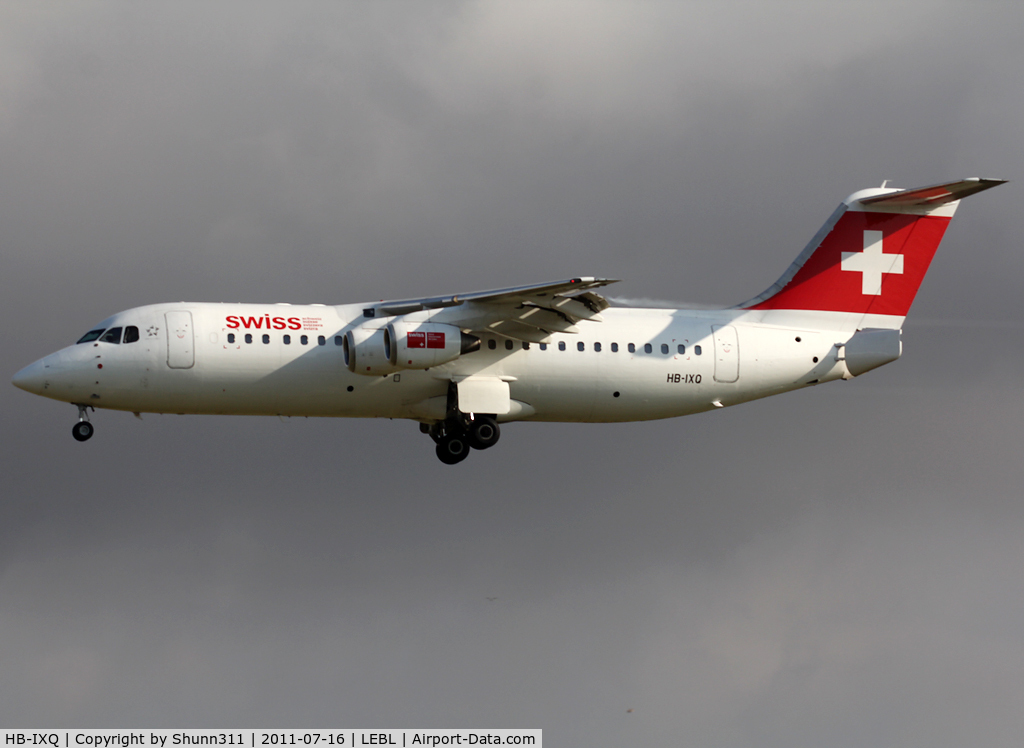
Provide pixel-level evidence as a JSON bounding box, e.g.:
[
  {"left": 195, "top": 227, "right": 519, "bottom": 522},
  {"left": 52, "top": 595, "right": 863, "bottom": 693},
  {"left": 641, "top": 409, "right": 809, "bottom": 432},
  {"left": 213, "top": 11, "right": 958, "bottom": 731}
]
[{"left": 12, "top": 358, "right": 47, "bottom": 395}]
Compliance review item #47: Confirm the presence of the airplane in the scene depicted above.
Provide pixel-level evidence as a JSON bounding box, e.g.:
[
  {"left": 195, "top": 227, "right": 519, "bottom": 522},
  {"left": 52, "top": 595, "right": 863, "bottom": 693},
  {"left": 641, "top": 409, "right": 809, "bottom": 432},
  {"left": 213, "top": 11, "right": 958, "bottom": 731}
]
[{"left": 12, "top": 178, "right": 1005, "bottom": 464}]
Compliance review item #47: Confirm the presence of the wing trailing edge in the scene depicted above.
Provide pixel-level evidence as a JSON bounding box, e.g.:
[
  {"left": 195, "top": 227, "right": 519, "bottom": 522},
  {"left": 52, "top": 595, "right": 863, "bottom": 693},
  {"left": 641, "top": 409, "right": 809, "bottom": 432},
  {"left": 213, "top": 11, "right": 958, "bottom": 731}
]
[{"left": 367, "top": 277, "right": 618, "bottom": 343}]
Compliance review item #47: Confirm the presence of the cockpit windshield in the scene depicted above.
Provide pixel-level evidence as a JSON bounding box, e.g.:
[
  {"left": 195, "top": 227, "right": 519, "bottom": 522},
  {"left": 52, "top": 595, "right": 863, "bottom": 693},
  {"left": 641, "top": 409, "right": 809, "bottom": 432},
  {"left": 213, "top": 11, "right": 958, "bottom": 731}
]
[
  {"left": 76, "top": 329, "right": 105, "bottom": 344},
  {"left": 99, "top": 327, "right": 123, "bottom": 344},
  {"left": 76, "top": 325, "right": 141, "bottom": 344}
]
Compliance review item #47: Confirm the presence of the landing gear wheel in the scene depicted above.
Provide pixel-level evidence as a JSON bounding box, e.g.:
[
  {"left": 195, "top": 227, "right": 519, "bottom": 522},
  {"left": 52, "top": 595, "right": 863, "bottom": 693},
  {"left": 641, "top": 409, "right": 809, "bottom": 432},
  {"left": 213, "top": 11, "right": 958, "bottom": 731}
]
[
  {"left": 468, "top": 416, "right": 500, "bottom": 450},
  {"left": 436, "top": 434, "right": 470, "bottom": 465},
  {"left": 72, "top": 421, "right": 94, "bottom": 442}
]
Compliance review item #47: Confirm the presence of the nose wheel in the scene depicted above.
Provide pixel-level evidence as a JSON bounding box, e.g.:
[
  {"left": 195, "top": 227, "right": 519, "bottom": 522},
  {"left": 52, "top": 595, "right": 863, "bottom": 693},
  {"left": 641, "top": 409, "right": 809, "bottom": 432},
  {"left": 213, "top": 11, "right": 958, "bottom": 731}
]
[
  {"left": 72, "top": 421, "right": 94, "bottom": 442},
  {"left": 72, "top": 404, "right": 94, "bottom": 442}
]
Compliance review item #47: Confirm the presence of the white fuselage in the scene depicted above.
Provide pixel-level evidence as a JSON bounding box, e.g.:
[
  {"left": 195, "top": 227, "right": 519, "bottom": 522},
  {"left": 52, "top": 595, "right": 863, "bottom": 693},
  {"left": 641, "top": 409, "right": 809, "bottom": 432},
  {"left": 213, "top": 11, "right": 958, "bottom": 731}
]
[
  {"left": 15, "top": 178, "right": 1001, "bottom": 463},
  {"left": 21, "top": 301, "right": 894, "bottom": 423}
]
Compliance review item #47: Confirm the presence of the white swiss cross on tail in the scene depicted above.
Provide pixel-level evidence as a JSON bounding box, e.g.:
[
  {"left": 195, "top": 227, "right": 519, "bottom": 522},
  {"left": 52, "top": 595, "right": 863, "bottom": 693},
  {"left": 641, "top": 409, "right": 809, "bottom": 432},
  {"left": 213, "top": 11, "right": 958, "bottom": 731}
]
[{"left": 841, "top": 230, "right": 904, "bottom": 296}]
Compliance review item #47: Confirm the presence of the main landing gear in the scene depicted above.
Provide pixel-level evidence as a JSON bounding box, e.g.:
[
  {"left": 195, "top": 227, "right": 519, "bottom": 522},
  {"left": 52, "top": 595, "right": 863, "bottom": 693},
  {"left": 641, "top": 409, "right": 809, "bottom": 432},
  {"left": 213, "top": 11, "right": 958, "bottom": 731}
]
[
  {"left": 72, "top": 404, "right": 94, "bottom": 442},
  {"left": 422, "top": 414, "right": 501, "bottom": 465}
]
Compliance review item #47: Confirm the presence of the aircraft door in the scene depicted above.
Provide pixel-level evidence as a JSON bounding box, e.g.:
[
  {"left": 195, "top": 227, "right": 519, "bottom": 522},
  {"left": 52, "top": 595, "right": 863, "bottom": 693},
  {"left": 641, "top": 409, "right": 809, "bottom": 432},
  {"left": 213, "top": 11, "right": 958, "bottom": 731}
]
[
  {"left": 165, "top": 311, "right": 194, "bottom": 369},
  {"left": 712, "top": 324, "right": 739, "bottom": 383}
]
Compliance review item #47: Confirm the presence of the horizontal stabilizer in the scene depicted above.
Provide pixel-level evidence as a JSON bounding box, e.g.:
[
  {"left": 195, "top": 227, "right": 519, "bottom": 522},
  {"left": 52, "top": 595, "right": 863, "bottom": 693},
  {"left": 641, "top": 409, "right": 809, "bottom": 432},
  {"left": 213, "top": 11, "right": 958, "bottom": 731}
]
[{"left": 859, "top": 178, "right": 1006, "bottom": 209}]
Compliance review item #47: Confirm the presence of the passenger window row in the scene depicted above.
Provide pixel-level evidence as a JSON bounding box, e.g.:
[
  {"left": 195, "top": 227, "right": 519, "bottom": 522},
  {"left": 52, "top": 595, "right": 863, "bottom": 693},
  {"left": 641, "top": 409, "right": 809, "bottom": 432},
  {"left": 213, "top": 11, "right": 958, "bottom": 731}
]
[
  {"left": 486, "top": 338, "right": 701, "bottom": 355},
  {"left": 221, "top": 332, "right": 703, "bottom": 357},
  {"left": 228, "top": 333, "right": 343, "bottom": 346}
]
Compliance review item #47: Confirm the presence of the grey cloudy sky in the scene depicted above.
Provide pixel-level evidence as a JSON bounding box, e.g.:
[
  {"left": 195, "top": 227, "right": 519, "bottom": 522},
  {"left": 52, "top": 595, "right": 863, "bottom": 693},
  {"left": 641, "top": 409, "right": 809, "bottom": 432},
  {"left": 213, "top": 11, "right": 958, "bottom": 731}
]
[{"left": 2, "top": 2, "right": 1023, "bottom": 744}]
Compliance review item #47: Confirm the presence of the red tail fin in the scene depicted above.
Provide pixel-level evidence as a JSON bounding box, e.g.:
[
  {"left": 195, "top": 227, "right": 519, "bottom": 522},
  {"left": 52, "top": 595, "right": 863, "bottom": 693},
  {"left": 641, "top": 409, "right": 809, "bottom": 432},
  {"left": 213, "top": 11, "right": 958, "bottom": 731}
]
[{"left": 741, "top": 179, "right": 1005, "bottom": 317}]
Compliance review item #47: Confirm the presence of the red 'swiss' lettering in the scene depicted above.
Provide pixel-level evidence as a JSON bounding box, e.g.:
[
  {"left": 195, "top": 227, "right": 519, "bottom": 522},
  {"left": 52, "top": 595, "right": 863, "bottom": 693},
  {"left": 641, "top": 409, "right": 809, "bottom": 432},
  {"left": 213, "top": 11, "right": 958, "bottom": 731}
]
[
  {"left": 225, "top": 314, "right": 318, "bottom": 331},
  {"left": 426, "top": 332, "right": 445, "bottom": 349},
  {"left": 408, "top": 332, "right": 426, "bottom": 348}
]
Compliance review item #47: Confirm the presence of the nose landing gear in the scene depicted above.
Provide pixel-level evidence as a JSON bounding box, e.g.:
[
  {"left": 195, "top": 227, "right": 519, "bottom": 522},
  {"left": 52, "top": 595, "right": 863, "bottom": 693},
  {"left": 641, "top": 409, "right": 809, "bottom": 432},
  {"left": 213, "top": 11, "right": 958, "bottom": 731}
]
[
  {"left": 72, "top": 404, "right": 94, "bottom": 442},
  {"left": 422, "top": 414, "right": 501, "bottom": 464}
]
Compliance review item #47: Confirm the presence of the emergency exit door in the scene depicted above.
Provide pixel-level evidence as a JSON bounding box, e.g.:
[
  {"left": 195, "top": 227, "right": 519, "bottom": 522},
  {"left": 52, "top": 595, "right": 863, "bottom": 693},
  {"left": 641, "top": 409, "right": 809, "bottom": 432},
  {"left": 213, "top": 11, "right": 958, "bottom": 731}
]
[
  {"left": 712, "top": 324, "right": 739, "bottom": 383},
  {"left": 165, "top": 311, "right": 194, "bottom": 369}
]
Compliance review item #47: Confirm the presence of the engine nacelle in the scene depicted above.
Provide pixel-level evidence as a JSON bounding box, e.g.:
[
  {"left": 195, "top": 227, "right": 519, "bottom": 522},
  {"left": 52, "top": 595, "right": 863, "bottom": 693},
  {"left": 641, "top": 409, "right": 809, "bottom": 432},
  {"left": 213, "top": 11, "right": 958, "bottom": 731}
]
[
  {"left": 343, "top": 326, "right": 398, "bottom": 375},
  {"left": 385, "top": 322, "right": 480, "bottom": 370}
]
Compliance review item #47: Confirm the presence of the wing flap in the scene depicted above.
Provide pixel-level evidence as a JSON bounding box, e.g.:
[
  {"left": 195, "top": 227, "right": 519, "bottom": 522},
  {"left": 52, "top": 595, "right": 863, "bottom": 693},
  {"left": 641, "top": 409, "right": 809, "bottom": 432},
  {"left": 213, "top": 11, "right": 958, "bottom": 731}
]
[
  {"left": 514, "top": 305, "right": 582, "bottom": 332},
  {"left": 366, "top": 277, "right": 618, "bottom": 343},
  {"left": 486, "top": 320, "right": 564, "bottom": 343},
  {"left": 371, "top": 277, "right": 617, "bottom": 317}
]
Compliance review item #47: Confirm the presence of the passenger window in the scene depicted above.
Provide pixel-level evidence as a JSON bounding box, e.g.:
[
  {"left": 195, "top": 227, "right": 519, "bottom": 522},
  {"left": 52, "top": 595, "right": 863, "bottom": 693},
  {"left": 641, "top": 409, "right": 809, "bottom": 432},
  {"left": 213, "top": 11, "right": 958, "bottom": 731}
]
[
  {"left": 577, "top": 341, "right": 585, "bottom": 351},
  {"left": 539, "top": 343, "right": 547, "bottom": 351},
  {"left": 262, "top": 334, "right": 270, "bottom": 344},
  {"left": 644, "top": 343, "right": 652, "bottom": 354},
  {"left": 661, "top": 344, "right": 669, "bottom": 354},
  {"left": 522, "top": 342, "right": 530, "bottom": 350},
  {"left": 677, "top": 344, "right": 685, "bottom": 354},
  {"left": 335, "top": 336, "right": 343, "bottom": 346},
  {"left": 228, "top": 333, "right": 236, "bottom": 344},
  {"left": 301, "top": 335, "right": 308, "bottom": 345},
  {"left": 594, "top": 342, "right": 602, "bottom": 352},
  {"left": 283, "top": 335, "right": 291, "bottom": 345},
  {"left": 505, "top": 340, "right": 513, "bottom": 350},
  {"left": 695, "top": 345, "right": 702, "bottom": 355},
  {"left": 488, "top": 339, "right": 497, "bottom": 350},
  {"left": 76, "top": 329, "right": 105, "bottom": 344},
  {"left": 558, "top": 341, "right": 566, "bottom": 351},
  {"left": 245, "top": 334, "right": 253, "bottom": 344},
  {"left": 318, "top": 336, "right": 326, "bottom": 346},
  {"left": 611, "top": 343, "right": 618, "bottom": 352},
  {"left": 100, "top": 327, "right": 123, "bottom": 344},
  {"left": 123, "top": 326, "right": 140, "bottom": 344},
  {"left": 628, "top": 343, "right": 635, "bottom": 353}
]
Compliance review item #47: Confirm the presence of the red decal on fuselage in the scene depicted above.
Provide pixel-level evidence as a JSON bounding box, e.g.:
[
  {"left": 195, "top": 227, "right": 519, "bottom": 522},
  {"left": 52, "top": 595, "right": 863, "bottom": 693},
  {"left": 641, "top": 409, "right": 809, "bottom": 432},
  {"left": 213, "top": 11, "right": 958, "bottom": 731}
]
[{"left": 225, "top": 314, "right": 306, "bottom": 330}]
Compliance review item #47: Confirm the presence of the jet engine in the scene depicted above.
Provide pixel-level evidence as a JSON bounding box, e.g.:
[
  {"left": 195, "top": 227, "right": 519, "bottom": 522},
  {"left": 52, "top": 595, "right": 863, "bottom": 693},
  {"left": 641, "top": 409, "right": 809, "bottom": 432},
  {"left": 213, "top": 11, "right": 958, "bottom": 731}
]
[
  {"left": 385, "top": 322, "right": 480, "bottom": 370},
  {"left": 343, "top": 327, "right": 397, "bottom": 375}
]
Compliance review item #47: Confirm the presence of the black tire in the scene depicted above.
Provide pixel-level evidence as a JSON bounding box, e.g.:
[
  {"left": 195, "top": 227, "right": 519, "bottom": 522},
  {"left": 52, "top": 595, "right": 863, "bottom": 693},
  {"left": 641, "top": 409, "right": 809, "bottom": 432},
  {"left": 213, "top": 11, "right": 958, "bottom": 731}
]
[
  {"left": 468, "top": 416, "right": 500, "bottom": 450},
  {"left": 72, "top": 421, "right": 94, "bottom": 442},
  {"left": 436, "top": 434, "right": 470, "bottom": 464}
]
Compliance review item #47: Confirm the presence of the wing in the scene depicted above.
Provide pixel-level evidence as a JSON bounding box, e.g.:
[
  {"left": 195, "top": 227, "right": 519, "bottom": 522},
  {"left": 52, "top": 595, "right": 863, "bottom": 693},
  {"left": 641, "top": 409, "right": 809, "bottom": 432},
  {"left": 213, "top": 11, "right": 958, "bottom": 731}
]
[{"left": 364, "top": 277, "right": 619, "bottom": 342}]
